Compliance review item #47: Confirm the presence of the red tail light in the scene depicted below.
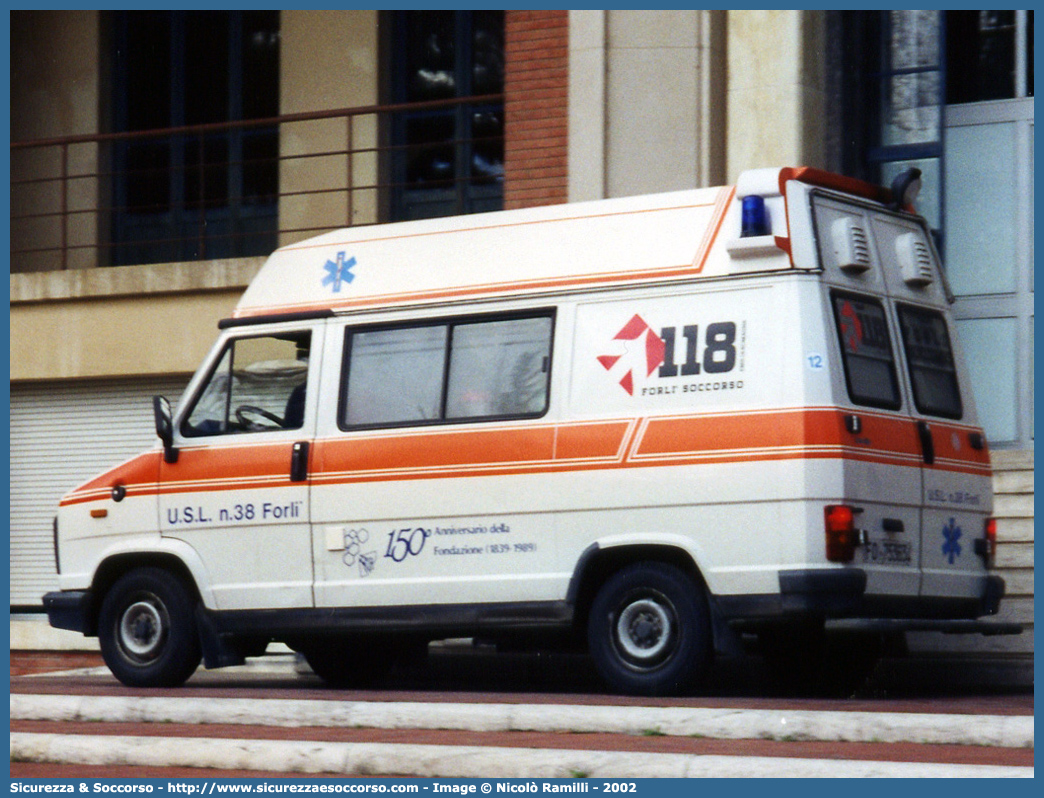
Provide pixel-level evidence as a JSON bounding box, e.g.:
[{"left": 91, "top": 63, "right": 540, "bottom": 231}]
[
  {"left": 824, "top": 505, "right": 857, "bottom": 563},
  {"left": 978, "top": 517, "right": 998, "bottom": 568}
]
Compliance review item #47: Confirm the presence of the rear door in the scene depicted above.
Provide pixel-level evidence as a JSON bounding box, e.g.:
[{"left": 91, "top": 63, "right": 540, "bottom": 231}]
[
  {"left": 815, "top": 191, "right": 993, "bottom": 605},
  {"left": 860, "top": 206, "right": 993, "bottom": 602},
  {"left": 829, "top": 290, "right": 922, "bottom": 598},
  {"left": 893, "top": 303, "right": 992, "bottom": 600}
]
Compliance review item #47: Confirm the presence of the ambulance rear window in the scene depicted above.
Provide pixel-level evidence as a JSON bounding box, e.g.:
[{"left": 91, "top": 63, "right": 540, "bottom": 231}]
[
  {"left": 831, "top": 293, "right": 902, "bottom": 410},
  {"left": 897, "top": 304, "right": 962, "bottom": 419}
]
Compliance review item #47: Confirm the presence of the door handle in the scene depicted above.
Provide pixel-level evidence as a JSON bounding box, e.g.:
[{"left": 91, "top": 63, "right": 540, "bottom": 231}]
[
  {"left": 290, "top": 441, "right": 310, "bottom": 482},
  {"left": 916, "top": 421, "right": 935, "bottom": 465}
]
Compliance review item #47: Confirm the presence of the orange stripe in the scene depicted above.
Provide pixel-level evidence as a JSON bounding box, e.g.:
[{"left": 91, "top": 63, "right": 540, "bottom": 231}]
[
  {"left": 60, "top": 410, "right": 992, "bottom": 505},
  {"left": 689, "top": 186, "right": 734, "bottom": 271},
  {"left": 233, "top": 263, "right": 711, "bottom": 319},
  {"left": 60, "top": 452, "right": 160, "bottom": 507},
  {"left": 554, "top": 421, "right": 632, "bottom": 463},
  {"left": 317, "top": 426, "right": 557, "bottom": 474},
  {"left": 279, "top": 201, "right": 719, "bottom": 254},
  {"left": 163, "top": 441, "right": 297, "bottom": 482}
]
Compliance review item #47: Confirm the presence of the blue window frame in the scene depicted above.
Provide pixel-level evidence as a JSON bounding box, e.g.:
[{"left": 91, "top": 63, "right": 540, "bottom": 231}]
[
  {"left": 840, "top": 10, "right": 1034, "bottom": 448},
  {"left": 841, "top": 10, "right": 1033, "bottom": 238}
]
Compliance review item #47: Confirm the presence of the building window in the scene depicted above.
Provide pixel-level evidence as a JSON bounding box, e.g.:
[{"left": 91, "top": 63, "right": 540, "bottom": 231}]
[
  {"left": 947, "top": 11, "right": 1028, "bottom": 104},
  {"left": 841, "top": 10, "right": 1034, "bottom": 448},
  {"left": 386, "top": 10, "right": 505, "bottom": 222},
  {"left": 111, "top": 11, "right": 280, "bottom": 266}
]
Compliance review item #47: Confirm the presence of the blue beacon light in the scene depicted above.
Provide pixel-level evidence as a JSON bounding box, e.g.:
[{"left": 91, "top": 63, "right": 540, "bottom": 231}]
[{"left": 740, "top": 195, "right": 771, "bottom": 238}]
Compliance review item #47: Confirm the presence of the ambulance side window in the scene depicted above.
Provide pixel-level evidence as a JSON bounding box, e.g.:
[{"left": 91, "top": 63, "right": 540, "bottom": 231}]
[
  {"left": 183, "top": 332, "right": 311, "bottom": 436},
  {"left": 831, "top": 292, "right": 902, "bottom": 410},
  {"left": 446, "top": 316, "right": 552, "bottom": 419},
  {"left": 897, "top": 304, "right": 962, "bottom": 419},
  {"left": 342, "top": 325, "right": 448, "bottom": 427},
  {"left": 341, "top": 311, "right": 553, "bottom": 429}
]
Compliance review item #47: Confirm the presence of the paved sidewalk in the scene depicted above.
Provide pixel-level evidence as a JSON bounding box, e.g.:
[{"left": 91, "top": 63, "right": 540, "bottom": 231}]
[
  {"left": 10, "top": 732, "right": 1034, "bottom": 778},
  {"left": 10, "top": 692, "right": 1035, "bottom": 748}
]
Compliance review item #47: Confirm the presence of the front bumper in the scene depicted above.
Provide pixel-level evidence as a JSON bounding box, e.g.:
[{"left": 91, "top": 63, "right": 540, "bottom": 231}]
[{"left": 42, "top": 590, "right": 94, "bottom": 636}]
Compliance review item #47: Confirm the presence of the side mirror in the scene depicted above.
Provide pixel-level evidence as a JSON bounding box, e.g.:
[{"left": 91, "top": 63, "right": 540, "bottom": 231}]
[{"left": 153, "top": 395, "right": 179, "bottom": 464}]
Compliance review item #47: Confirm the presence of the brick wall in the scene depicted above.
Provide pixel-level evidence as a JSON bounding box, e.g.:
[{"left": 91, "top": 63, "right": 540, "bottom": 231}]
[{"left": 503, "top": 10, "right": 569, "bottom": 210}]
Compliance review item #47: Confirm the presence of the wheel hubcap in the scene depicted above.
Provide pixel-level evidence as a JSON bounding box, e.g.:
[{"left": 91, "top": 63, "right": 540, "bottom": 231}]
[
  {"left": 615, "top": 597, "right": 673, "bottom": 664},
  {"left": 119, "top": 599, "right": 165, "bottom": 661}
]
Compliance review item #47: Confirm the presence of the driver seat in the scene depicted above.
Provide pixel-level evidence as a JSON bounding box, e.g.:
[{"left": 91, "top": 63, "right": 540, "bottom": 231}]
[{"left": 283, "top": 383, "right": 307, "bottom": 429}]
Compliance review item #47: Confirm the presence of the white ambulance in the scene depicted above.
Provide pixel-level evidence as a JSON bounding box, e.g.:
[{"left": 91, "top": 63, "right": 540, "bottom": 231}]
[{"left": 44, "top": 166, "right": 1013, "bottom": 695}]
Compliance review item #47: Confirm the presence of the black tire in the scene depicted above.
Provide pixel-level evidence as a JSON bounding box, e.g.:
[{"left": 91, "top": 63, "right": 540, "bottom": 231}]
[
  {"left": 301, "top": 638, "right": 385, "bottom": 688},
  {"left": 97, "top": 567, "right": 202, "bottom": 687},
  {"left": 587, "top": 562, "right": 712, "bottom": 696}
]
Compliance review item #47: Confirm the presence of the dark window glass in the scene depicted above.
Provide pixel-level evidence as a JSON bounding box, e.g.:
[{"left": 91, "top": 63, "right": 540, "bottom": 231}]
[
  {"left": 341, "top": 312, "right": 552, "bottom": 429},
  {"left": 832, "top": 293, "right": 902, "bottom": 410},
  {"left": 388, "top": 11, "right": 504, "bottom": 222},
  {"left": 1028, "top": 11, "right": 1034, "bottom": 97},
  {"left": 946, "top": 11, "right": 1018, "bottom": 104},
  {"left": 241, "top": 12, "right": 281, "bottom": 206},
  {"left": 184, "top": 332, "right": 311, "bottom": 437},
  {"left": 897, "top": 305, "right": 963, "bottom": 418},
  {"left": 112, "top": 11, "right": 279, "bottom": 265}
]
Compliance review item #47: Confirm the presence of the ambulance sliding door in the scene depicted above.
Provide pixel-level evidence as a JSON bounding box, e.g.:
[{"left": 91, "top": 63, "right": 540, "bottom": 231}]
[{"left": 310, "top": 310, "right": 559, "bottom": 610}]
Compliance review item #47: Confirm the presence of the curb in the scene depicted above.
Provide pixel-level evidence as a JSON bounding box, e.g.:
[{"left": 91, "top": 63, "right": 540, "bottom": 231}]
[
  {"left": 11, "top": 693, "right": 1035, "bottom": 748},
  {"left": 10, "top": 733, "right": 1035, "bottom": 779}
]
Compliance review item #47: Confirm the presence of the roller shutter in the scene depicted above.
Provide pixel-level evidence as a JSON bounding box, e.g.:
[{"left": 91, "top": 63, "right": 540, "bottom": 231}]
[{"left": 10, "top": 377, "right": 189, "bottom": 608}]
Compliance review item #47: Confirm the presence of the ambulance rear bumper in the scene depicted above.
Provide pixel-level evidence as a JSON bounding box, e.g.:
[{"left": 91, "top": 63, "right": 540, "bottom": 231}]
[{"left": 718, "top": 570, "right": 1016, "bottom": 633}]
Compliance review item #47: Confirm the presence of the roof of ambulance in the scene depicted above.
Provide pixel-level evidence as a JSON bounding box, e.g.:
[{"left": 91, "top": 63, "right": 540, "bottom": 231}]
[{"left": 231, "top": 185, "right": 741, "bottom": 319}]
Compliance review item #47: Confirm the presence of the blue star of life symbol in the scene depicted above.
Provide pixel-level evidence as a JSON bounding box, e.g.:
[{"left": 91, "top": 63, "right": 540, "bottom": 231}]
[
  {"left": 942, "top": 517, "right": 962, "bottom": 564},
  {"left": 322, "top": 251, "right": 356, "bottom": 293}
]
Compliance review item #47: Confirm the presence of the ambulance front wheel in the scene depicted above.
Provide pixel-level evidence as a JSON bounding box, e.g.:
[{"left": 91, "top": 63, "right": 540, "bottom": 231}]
[
  {"left": 98, "top": 567, "right": 202, "bottom": 688},
  {"left": 587, "top": 562, "right": 712, "bottom": 696}
]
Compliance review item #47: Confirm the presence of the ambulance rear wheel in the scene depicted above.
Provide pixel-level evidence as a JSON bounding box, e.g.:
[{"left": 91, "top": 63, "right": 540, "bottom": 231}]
[
  {"left": 98, "top": 567, "right": 202, "bottom": 688},
  {"left": 587, "top": 562, "right": 711, "bottom": 696}
]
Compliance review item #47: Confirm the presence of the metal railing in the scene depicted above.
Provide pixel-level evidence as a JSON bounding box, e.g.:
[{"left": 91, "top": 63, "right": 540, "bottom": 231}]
[{"left": 11, "top": 95, "right": 504, "bottom": 272}]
